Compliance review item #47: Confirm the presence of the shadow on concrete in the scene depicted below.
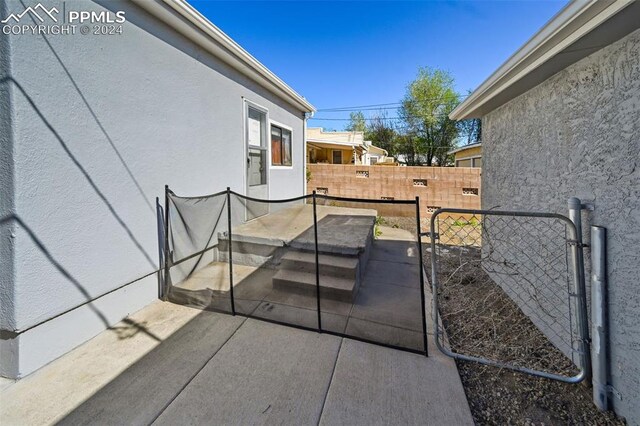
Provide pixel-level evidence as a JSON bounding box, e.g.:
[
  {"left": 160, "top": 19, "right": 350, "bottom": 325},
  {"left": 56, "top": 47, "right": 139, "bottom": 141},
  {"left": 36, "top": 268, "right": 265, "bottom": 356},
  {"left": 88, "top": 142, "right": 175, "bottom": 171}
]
[{"left": 55, "top": 308, "right": 247, "bottom": 426}]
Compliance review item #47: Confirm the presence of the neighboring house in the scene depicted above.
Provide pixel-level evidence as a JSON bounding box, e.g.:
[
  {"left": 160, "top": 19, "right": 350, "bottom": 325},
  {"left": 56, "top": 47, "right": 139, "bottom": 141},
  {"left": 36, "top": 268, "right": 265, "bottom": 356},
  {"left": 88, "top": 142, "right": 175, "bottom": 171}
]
[
  {"left": 306, "top": 127, "right": 392, "bottom": 165},
  {"left": 448, "top": 142, "right": 482, "bottom": 168},
  {"left": 0, "top": 0, "right": 314, "bottom": 379},
  {"left": 365, "top": 142, "right": 394, "bottom": 165},
  {"left": 451, "top": 1, "right": 639, "bottom": 422}
]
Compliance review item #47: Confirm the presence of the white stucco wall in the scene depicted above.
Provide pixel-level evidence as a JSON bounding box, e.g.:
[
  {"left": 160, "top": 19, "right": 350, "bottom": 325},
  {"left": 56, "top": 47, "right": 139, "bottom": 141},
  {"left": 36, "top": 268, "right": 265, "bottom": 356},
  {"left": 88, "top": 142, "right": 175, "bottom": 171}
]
[
  {"left": 0, "top": 0, "right": 307, "bottom": 378},
  {"left": 482, "top": 28, "right": 640, "bottom": 423}
]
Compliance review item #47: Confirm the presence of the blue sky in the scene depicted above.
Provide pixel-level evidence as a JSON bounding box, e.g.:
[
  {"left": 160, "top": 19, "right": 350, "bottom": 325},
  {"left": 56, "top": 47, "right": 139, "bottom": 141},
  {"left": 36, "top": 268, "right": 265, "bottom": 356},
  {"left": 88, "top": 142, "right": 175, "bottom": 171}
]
[{"left": 190, "top": 0, "right": 567, "bottom": 129}]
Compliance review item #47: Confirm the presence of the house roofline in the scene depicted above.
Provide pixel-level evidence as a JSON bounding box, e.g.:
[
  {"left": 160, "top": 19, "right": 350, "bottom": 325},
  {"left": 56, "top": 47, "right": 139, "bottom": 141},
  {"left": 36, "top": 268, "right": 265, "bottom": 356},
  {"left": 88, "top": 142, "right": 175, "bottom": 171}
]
[
  {"left": 307, "top": 139, "right": 364, "bottom": 148},
  {"left": 450, "top": 0, "right": 637, "bottom": 120},
  {"left": 131, "top": 0, "right": 315, "bottom": 113},
  {"left": 447, "top": 142, "right": 481, "bottom": 155}
]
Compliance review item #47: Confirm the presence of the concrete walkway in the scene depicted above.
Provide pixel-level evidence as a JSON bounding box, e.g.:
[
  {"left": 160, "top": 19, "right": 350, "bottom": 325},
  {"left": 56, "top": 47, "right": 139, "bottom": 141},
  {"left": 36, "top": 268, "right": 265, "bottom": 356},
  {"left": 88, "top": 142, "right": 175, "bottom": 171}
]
[{"left": 0, "top": 300, "right": 472, "bottom": 425}]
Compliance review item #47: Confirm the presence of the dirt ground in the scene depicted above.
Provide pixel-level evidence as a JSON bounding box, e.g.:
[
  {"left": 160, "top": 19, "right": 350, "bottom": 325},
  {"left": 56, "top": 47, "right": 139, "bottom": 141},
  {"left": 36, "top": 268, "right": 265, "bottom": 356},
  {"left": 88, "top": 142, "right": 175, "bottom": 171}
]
[{"left": 423, "top": 243, "right": 625, "bottom": 426}]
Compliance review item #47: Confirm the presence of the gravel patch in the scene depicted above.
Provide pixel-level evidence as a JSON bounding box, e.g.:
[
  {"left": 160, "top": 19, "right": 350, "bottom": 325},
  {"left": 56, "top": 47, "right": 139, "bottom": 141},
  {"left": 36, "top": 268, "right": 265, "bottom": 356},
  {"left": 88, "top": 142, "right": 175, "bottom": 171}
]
[{"left": 423, "top": 244, "right": 625, "bottom": 425}]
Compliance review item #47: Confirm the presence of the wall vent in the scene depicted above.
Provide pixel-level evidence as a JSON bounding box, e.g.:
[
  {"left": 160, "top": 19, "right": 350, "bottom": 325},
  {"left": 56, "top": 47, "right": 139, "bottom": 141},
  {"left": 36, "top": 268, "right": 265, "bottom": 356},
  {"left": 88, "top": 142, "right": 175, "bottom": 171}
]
[
  {"left": 316, "top": 187, "right": 328, "bottom": 195},
  {"left": 356, "top": 170, "right": 369, "bottom": 178},
  {"left": 381, "top": 196, "right": 395, "bottom": 200},
  {"left": 463, "top": 188, "right": 479, "bottom": 196},
  {"left": 426, "top": 206, "right": 441, "bottom": 213},
  {"left": 413, "top": 179, "right": 427, "bottom": 187}
]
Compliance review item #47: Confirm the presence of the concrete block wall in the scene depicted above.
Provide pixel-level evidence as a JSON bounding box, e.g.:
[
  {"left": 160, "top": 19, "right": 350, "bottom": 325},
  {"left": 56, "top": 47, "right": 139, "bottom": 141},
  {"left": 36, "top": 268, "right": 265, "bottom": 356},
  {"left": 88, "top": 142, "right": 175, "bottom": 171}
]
[{"left": 307, "top": 164, "right": 481, "bottom": 218}]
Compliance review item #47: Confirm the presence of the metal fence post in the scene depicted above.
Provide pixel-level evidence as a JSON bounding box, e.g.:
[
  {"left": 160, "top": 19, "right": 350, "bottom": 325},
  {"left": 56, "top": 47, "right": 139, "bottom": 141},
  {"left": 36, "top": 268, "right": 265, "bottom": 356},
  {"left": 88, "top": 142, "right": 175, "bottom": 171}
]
[
  {"left": 430, "top": 211, "right": 441, "bottom": 354},
  {"left": 163, "top": 185, "right": 170, "bottom": 301},
  {"left": 312, "top": 191, "right": 322, "bottom": 331},
  {"left": 591, "top": 225, "right": 608, "bottom": 411},
  {"left": 227, "top": 187, "right": 236, "bottom": 315},
  {"left": 415, "top": 197, "right": 428, "bottom": 356},
  {"left": 568, "top": 197, "right": 592, "bottom": 381}
]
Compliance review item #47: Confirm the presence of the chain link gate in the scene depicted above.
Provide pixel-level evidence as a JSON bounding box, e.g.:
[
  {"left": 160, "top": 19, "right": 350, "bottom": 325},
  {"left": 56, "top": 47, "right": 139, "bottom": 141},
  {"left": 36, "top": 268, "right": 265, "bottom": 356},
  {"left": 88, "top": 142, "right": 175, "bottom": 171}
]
[{"left": 429, "top": 208, "right": 591, "bottom": 383}]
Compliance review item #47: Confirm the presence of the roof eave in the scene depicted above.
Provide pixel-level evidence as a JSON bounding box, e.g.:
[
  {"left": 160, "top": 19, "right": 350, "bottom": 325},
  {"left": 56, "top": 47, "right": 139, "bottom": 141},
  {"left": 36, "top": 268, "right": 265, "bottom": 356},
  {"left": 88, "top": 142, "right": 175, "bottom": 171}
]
[
  {"left": 447, "top": 142, "right": 482, "bottom": 155},
  {"left": 450, "top": 0, "right": 636, "bottom": 120}
]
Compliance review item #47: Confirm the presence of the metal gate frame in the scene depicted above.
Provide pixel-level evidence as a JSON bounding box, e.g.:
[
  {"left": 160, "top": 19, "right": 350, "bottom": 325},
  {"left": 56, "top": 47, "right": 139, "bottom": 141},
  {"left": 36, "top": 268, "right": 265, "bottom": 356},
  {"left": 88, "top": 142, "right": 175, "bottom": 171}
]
[{"left": 429, "top": 207, "right": 591, "bottom": 383}]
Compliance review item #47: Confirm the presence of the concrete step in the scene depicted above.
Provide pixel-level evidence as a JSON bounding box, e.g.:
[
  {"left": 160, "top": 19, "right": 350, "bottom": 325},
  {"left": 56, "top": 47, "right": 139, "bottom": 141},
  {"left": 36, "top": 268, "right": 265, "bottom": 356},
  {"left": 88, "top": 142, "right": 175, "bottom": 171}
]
[
  {"left": 280, "top": 251, "right": 358, "bottom": 279},
  {"left": 272, "top": 269, "right": 357, "bottom": 303}
]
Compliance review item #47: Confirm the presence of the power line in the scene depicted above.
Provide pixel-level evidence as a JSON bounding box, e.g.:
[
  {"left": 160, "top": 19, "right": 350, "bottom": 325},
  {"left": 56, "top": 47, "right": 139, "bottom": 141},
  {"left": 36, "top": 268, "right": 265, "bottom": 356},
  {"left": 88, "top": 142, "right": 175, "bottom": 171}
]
[
  {"left": 317, "top": 102, "right": 402, "bottom": 112},
  {"left": 310, "top": 114, "right": 453, "bottom": 121},
  {"left": 316, "top": 94, "right": 469, "bottom": 112}
]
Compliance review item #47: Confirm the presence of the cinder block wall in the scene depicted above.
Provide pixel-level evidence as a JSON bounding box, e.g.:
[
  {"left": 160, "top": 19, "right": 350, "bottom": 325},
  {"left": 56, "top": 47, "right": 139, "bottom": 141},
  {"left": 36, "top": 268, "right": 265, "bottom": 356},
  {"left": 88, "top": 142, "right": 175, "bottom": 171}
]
[{"left": 307, "top": 164, "right": 481, "bottom": 218}]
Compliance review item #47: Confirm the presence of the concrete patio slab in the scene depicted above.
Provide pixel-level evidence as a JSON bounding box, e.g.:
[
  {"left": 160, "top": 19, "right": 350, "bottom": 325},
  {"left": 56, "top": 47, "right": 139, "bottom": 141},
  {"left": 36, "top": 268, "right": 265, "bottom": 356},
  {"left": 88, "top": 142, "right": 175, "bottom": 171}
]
[
  {"left": 291, "top": 214, "right": 375, "bottom": 255},
  {"left": 318, "top": 339, "right": 474, "bottom": 426},
  {"left": 0, "top": 302, "right": 218, "bottom": 425},
  {"left": 229, "top": 204, "right": 376, "bottom": 247},
  {"left": 363, "top": 259, "right": 420, "bottom": 288},
  {"left": 153, "top": 319, "right": 342, "bottom": 425},
  {"left": 350, "top": 282, "right": 422, "bottom": 332},
  {"left": 265, "top": 287, "right": 352, "bottom": 317},
  {"left": 0, "top": 298, "right": 472, "bottom": 426},
  {"left": 376, "top": 225, "right": 417, "bottom": 242},
  {"left": 369, "top": 240, "right": 420, "bottom": 265},
  {"left": 57, "top": 311, "right": 245, "bottom": 426},
  {"left": 251, "top": 301, "right": 349, "bottom": 333},
  {"left": 344, "top": 317, "right": 424, "bottom": 350}
]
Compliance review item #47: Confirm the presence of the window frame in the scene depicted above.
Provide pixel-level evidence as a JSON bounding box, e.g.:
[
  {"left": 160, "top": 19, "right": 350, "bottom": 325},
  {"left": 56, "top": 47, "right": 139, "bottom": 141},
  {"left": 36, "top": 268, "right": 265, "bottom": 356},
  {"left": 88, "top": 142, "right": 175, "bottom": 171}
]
[
  {"left": 456, "top": 155, "right": 481, "bottom": 168},
  {"left": 269, "top": 120, "right": 293, "bottom": 169}
]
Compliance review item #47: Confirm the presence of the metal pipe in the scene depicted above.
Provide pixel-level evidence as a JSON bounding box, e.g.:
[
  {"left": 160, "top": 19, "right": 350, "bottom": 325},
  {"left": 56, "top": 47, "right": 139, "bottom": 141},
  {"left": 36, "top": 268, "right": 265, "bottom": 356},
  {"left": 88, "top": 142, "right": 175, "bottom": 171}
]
[
  {"left": 591, "top": 225, "right": 609, "bottom": 411},
  {"left": 312, "top": 191, "right": 322, "bottom": 331},
  {"left": 415, "top": 197, "right": 428, "bottom": 356},
  {"left": 430, "top": 211, "right": 440, "bottom": 357},
  {"left": 227, "top": 187, "right": 236, "bottom": 315},
  {"left": 567, "top": 197, "right": 592, "bottom": 381},
  {"left": 163, "top": 185, "right": 170, "bottom": 301}
]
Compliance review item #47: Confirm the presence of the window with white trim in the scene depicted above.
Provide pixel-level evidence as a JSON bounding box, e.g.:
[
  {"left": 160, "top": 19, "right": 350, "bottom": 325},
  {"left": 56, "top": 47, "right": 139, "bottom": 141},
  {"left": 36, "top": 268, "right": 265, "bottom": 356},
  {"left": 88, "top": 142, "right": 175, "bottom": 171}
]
[{"left": 271, "top": 124, "right": 292, "bottom": 166}]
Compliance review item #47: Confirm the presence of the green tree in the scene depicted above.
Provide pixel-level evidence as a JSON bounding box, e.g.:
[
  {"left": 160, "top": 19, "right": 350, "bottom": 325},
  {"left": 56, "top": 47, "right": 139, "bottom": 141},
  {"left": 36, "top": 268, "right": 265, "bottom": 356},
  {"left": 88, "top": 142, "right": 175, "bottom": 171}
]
[
  {"left": 365, "top": 110, "right": 397, "bottom": 155},
  {"left": 345, "top": 111, "right": 366, "bottom": 132},
  {"left": 394, "top": 132, "right": 424, "bottom": 166},
  {"left": 457, "top": 118, "right": 482, "bottom": 145},
  {"left": 399, "top": 67, "right": 460, "bottom": 166}
]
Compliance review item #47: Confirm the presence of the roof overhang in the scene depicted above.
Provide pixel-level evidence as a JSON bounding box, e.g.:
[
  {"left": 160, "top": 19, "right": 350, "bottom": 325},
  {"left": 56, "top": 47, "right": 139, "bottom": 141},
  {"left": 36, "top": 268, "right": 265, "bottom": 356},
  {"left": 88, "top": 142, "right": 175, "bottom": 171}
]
[
  {"left": 308, "top": 141, "right": 365, "bottom": 152},
  {"left": 368, "top": 145, "right": 388, "bottom": 156},
  {"left": 450, "top": 0, "right": 640, "bottom": 120},
  {"left": 448, "top": 142, "right": 482, "bottom": 155},
  {"left": 131, "top": 0, "right": 315, "bottom": 113}
]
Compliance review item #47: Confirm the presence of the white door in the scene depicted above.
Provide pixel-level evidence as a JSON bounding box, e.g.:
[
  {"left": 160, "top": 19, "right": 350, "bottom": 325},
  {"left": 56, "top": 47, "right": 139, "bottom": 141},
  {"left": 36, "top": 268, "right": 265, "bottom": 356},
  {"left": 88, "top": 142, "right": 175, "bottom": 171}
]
[{"left": 246, "top": 105, "right": 269, "bottom": 220}]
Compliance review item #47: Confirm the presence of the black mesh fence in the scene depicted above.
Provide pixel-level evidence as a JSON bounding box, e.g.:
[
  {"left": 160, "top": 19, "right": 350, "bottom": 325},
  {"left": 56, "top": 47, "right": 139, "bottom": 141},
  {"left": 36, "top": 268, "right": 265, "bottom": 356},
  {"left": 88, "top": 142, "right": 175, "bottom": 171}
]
[
  {"left": 164, "top": 187, "right": 427, "bottom": 355},
  {"left": 164, "top": 189, "right": 233, "bottom": 313}
]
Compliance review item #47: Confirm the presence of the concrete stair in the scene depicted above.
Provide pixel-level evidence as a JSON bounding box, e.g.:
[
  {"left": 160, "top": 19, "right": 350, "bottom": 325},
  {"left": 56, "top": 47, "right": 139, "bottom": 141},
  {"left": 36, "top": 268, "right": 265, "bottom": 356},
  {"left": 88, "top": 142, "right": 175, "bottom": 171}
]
[{"left": 273, "top": 251, "right": 360, "bottom": 302}]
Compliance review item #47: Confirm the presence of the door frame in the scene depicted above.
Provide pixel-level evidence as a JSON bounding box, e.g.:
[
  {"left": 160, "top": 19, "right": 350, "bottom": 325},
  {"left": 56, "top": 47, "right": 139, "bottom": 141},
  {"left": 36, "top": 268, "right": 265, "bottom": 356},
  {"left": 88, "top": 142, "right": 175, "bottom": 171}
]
[
  {"left": 243, "top": 99, "right": 270, "bottom": 219},
  {"left": 332, "top": 149, "right": 343, "bottom": 165}
]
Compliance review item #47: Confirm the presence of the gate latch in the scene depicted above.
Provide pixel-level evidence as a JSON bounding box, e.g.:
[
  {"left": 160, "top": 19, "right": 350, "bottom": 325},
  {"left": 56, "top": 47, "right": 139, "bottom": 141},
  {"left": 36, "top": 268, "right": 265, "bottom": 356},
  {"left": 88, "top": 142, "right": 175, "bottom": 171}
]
[{"left": 567, "top": 239, "right": 589, "bottom": 248}]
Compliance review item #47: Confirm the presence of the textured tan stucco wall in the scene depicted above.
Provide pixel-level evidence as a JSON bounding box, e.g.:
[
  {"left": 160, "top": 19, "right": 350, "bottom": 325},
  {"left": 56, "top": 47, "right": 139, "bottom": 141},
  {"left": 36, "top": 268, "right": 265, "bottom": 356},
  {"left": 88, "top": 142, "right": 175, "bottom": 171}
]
[{"left": 483, "top": 28, "right": 640, "bottom": 423}]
